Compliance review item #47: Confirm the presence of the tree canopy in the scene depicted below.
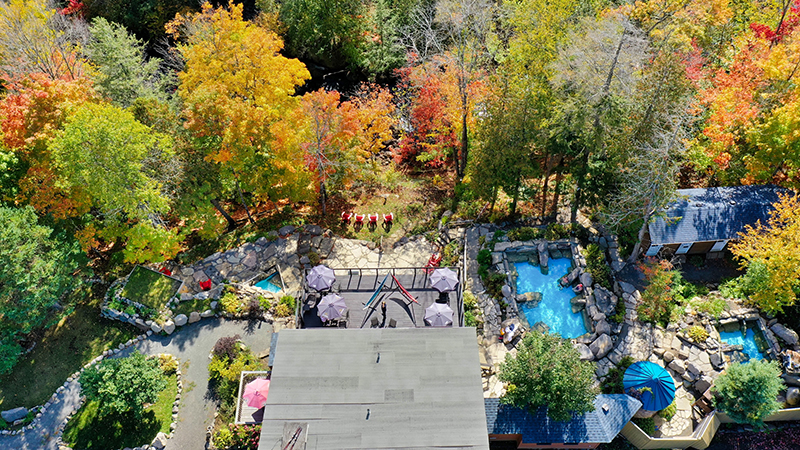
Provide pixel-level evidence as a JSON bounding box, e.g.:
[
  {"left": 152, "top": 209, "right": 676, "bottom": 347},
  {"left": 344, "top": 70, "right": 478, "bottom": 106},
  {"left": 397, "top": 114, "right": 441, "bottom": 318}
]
[
  {"left": 499, "top": 332, "right": 598, "bottom": 421},
  {"left": 713, "top": 360, "right": 784, "bottom": 425}
]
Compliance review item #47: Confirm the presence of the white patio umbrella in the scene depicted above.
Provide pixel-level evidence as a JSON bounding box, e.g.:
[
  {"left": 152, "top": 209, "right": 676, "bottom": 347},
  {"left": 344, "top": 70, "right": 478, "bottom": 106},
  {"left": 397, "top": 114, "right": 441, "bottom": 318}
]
[
  {"left": 317, "top": 293, "right": 347, "bottom": 322},
  {"left": 424, "top": 303, "right": 454, "bottom": 327},
  {"left": 429, "top": 268, "right": 459, "bottom": 292},
  {"left": 306, "top": 265, "right": 335, "bottom": 291}
]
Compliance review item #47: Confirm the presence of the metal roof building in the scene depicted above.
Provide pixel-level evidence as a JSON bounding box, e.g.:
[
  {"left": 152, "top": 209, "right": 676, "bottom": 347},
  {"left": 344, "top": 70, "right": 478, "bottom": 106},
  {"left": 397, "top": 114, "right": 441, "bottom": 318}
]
[
  {"left": 257, "top": 327, "right": 489, "bottom": 450},
  {"left": 484, "top": 395, "right": 642, "bottom": 449},
  {"left": 645, "top": 185, "right": 786, "bottom": 257}
]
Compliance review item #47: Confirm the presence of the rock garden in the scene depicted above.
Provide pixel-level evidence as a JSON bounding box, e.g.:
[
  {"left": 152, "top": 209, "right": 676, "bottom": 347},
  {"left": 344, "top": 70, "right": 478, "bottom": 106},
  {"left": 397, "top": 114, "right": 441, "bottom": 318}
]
[{"left": 467, "top": 221, "right": 800, "bottom": 440}]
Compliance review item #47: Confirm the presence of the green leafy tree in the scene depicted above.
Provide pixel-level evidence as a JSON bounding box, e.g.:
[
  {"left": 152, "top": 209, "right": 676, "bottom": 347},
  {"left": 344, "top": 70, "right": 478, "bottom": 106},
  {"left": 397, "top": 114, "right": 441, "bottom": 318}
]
[
  {"left": 499, "top": 332, "right": 597, "bottom": 421},
  {"left": 713, "top": 360, "right": 784, "bottom": 426},
  {"left": 86, "top": 17, "right": 168, "bottom": 107},
  {"left": 0, "top": 206, "right": 80, "bottom": 374},
  {"left": 279, "top": 0, "right": 368, "bottom": 69},
  {"left": 79, "top": 350, "right": 168, "bottom": 419}
]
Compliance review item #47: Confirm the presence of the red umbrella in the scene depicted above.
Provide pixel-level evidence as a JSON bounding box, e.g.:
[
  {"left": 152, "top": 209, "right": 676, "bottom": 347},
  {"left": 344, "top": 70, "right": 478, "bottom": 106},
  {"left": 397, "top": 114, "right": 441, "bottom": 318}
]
[{"left": 242, "top": 378, "right": 270, "bottom": 409}]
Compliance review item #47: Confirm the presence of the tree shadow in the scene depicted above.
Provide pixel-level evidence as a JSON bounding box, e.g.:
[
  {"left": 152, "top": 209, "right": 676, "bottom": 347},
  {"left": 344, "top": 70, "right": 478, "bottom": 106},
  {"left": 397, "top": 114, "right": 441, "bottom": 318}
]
[{"left": 64, "top": 404, "right": 161, "bottom": 449}]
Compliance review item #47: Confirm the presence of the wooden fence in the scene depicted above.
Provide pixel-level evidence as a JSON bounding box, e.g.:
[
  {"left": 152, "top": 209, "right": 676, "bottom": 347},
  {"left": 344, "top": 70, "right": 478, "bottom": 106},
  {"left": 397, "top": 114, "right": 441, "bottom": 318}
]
[{"left": 621, "top": 407, "right": 800, "bottom": 450}]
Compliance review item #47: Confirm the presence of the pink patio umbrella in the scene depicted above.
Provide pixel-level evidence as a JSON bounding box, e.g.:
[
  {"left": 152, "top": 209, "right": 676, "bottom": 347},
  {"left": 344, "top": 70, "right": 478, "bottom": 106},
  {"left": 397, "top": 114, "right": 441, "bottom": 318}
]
[
  {"left": 317, "top": 293, "right": 347, "bottom": 322},
  {"left": 242, "top": 378, "right": 270, "bottom": 409}
]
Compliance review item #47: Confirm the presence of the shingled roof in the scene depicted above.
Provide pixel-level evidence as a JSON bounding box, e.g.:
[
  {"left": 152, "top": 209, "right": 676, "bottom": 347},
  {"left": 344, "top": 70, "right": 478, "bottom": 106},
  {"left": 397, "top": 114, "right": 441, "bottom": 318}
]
[
  {"left": 258, "top": 327, "right": 489, "bottom": 450},
  {"left": 648, "top": 185, "right": 786, "bottom": 245},
  {"left": 484, "top": 395, "right": 642, "bottom": 445}
]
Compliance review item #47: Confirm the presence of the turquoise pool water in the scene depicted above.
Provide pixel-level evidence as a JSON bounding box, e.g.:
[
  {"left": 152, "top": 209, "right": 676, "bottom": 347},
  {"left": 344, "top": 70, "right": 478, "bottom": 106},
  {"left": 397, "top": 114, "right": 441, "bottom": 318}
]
[
  {"left": 515, "top": 258, "right": 588, "bottom": 339},
  {"left": 255, "top": 274, "right": 282, "bottom": 293},
  {"left": 719, "top": 327, "right": 763, "bottom": 361}
]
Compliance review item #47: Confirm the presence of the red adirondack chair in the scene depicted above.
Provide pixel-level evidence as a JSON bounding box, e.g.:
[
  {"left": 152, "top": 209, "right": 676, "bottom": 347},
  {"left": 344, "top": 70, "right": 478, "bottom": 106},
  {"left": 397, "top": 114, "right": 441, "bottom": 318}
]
[{"left": 199, "top": 279, "right": 212, "bottom": 291}]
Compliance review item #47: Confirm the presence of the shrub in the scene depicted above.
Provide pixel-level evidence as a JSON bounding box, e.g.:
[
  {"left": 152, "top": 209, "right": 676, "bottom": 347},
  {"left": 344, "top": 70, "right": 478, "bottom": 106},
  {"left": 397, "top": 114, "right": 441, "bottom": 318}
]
[
  {"left": 440, "top": 240, "right": 461, "bottom": 267},
  {"left": 0, "top": 417, "right": 7, "bottom": 430},
  {"left": 544, "top": 223, "right": 569, "bottom": 240},
  {"left": 79, "top": 350, "right": 167, "bottom": 419},
  {"left": 158, "top": 354, "right": 178, "bottom": 375},
  {"left": 463, "top": 290, "right": 478, "bottom": 310},
  {"left": 687, "top": 325, "right": 709, "bottom": 342},
  {"left": 208, "top": 340, "right": 261, "bottom": 406},
  {"left": 257, "top": 295, "right": 271, "bottom": 311},
  {"left": 477, "top": 248, "right": 492, "bottom": 268},
  {"left": 246, "top": 298, "right": 262, "bottom": 318},
  {"left": 500, "top": 332, "right": 598, "bottom": 421},
  {"left": 465, "top": 310, "right": 479, "bottom": 328},
  {"left": 214, "top": 423, "right": 262, "bottom": 450},
  {"left": 637, "top": 259, "right": 680, "bottom": 326},
  {"left": 274, "top": 303, "right": 292, "bottom": 318},
  {"left": 584, "top": 244, "right": 612, "bottom": 289},
  {"left": 220, "top": 292, "right": 242, "bottom": 315},
  {"left": 713, "top": 360, "right": 784, "bottom": 426},
  {"left": 307, "top": 251, "right": 321, "bottom": 266},
  {"left": 601, "top": 356, "right": 635, "bottom": 394},
  {"left": 610, "top": 300, "right": 626, "bottom": 324},
  {"left": 659, "top": 401, "right": 677, "bottom": 421},
  {"left": 484, "top": 272, "right": 507, "bottom": 299},
  {"left": 690, "top": 296, "right": 728, "bottom": 318},
  {"left": 508, "top": 227, "right": 541, "bottom": 242},
  {"left": 212, "top": 335, "right": 242, "bottom": 361},
  {"left": 633, "top": 417, "right": 655, "bottom": 435},
  {"left": 279, "top": 295, "right": 296, "bottom": 311}
]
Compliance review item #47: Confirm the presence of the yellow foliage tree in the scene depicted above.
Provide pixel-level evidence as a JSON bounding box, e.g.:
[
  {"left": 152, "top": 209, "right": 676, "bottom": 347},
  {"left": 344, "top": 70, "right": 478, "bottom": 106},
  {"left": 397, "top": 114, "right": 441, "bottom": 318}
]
[
  {"left": 730, "top": 192, "right": 800, "bottom": 313},
  {"left": 170, "top": 2, "right": 312, "bottom": 217}
]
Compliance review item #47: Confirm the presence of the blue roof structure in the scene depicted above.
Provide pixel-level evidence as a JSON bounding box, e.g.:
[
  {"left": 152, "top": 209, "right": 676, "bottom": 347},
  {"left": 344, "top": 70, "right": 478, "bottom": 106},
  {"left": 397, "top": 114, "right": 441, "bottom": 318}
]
[
  {"left": 648, "top": 185, "right": 786, "bottom": 245},
  {"left": 484, "top": 395, "right": 642, "bottom": 444}
]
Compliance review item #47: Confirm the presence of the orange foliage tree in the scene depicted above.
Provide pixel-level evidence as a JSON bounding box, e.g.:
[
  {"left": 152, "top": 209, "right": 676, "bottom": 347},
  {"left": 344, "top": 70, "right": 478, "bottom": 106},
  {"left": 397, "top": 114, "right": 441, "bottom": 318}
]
[{"left": 297, "top": 85, "right": 395, "bottom": 215}]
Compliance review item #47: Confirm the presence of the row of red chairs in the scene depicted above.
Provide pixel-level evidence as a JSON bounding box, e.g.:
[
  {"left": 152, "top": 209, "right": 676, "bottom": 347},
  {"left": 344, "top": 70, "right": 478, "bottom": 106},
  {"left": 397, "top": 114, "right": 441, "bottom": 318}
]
[{"left": 341, "top": 212, "right": 393, "bottom": 225}]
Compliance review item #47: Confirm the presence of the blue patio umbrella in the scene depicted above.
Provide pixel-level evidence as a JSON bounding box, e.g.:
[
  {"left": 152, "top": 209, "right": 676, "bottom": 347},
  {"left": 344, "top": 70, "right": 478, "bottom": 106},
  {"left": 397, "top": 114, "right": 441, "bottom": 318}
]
[{"left": 623, "top": 361, "right": 676, "bottom": 411}]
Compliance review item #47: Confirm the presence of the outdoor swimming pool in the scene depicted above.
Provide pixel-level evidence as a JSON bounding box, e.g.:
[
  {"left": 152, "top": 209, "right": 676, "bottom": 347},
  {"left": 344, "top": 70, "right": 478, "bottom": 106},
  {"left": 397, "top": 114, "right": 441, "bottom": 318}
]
[
  {"left": 719, "top": 327, "right": 764, "bottom": 361},
  {"left": 515, "top": 258, "right": 588, "bottom": 339},
  {"left": 255, "top": 273, "right": 282, "bottom": 293}
]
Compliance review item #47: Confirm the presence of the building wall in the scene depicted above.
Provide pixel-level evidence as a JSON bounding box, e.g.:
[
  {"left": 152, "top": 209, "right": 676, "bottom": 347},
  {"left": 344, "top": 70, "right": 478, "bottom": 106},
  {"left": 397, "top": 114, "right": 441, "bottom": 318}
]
[{"left": 488, "top": 435, "right": 598, "bottom": 449}]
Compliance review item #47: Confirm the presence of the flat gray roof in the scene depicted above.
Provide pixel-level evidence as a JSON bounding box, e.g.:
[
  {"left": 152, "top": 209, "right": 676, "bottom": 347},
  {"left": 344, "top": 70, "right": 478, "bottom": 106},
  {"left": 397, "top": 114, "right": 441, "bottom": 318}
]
[{"left": 257, "top": 327, "right": 489, "bottom": 450}]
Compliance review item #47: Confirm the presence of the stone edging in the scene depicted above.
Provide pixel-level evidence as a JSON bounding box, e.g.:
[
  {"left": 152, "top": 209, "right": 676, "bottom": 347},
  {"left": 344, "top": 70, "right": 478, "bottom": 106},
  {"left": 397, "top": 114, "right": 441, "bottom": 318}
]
[
  {"left": 0, "top": 331, "right": 151, "bottom": 436},
  {"left": 54, "top": 352, "right": 184, "bottom": 450}
]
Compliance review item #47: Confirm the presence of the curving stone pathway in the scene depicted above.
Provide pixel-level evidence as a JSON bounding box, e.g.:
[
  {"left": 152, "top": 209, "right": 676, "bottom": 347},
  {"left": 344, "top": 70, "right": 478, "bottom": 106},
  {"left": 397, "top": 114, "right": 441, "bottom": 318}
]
[{"left": 0, "top": 319, "right": 273, "bottom": 450}]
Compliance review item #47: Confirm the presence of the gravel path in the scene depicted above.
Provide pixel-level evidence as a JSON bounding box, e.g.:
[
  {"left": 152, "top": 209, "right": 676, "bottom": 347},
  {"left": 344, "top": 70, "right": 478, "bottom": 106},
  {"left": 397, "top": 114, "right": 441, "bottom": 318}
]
[{"left": 0, "top": 318, "right": 273, "bottom": 450}]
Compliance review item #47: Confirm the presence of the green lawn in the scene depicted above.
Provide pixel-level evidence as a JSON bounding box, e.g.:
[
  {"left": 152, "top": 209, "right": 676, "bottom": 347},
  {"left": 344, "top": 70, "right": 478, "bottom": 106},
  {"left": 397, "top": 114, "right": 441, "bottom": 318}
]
[
  {"left": 0, "top": 287, "right": 138, "bottom": 409},
  {"left": 121, "top": 265, "right": 182, "bottom": 310},
  {"left": 62, "top": 372, "right": 177, "bottom": 449},
  {"left": 172, "top": 297, "right": 211, "bottom": 317}
]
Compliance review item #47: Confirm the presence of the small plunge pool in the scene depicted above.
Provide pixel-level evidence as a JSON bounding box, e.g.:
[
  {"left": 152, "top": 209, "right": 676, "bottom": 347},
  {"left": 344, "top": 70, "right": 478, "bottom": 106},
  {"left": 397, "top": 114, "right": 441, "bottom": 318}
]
[
  {"left": 515, "top": 258, "right": 588, "bottom": 339},
  {"left": 255, "top": 273, "right": 282, "bottom": 293},
  {"left": 719, "top": 327, "right": 764, "bottom": 362}
]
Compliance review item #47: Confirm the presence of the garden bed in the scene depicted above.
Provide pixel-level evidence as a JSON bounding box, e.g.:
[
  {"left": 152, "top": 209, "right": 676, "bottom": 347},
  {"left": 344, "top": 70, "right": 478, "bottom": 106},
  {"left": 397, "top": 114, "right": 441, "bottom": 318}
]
[{"left": 120, "top": 265, "right": 183, "bottom": 311}]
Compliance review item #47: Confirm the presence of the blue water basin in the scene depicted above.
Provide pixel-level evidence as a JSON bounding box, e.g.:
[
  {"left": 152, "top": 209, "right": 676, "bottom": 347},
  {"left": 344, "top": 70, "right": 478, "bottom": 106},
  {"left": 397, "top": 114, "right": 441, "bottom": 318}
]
[
  {"left": 255, "top": 274, "right": 282, "bottom": 293},
  {"left": 515, "top": 258, "right": 588, "bottom": 339},
  {"left": 719, "top": 327, "right": 764, "bottom": 362}
]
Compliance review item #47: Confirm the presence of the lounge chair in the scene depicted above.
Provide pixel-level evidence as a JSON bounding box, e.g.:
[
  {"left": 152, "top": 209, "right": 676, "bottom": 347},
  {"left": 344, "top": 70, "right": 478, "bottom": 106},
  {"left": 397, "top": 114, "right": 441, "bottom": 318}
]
[
  {"left": 370, "top": 317, "right": 379, "bottom": 328},
  {"left": 388, "top": 318, "right": 397, "bottom": 328}
]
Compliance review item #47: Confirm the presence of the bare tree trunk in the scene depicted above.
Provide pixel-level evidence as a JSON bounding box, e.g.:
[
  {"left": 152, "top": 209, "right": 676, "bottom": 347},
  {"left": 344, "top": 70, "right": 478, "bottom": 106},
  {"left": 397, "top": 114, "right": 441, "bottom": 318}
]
[
  {"left": 551, "top": 157, "right": 564, "bottom": 217},
  {"left": 458, "top": 110, "right": 468, "bottom": 181},
  {"left": 628, "top": 209, "right": 652, "bottom": 263},
  {"left": 320, "top": 182, "right": 327, "bottom": 217},
  {"left": 211, "top": 198, "right": 237, "bottom": 232},
  {"left": 540, "top": 149, "right": 550, "bottom": 217},
  {"left": 510, "top": 176, "right": 521, "bottom": 215},
  {"left": 234, "top": 175, "right": 255, "bottom": 225}
]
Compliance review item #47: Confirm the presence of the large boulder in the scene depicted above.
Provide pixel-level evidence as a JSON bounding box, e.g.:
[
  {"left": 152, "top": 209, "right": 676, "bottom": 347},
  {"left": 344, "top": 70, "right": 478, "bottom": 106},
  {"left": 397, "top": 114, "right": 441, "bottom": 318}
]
[
  {"left": 151, "top": 432, "right": 168, "bottom": 449},
  {"left": 188, "top": 311, "right": 201, "bottom": 323},
  {"left": 575, "top": 343, "right": 594, "bottom": 361},
  {"left": 783, "top": 349, "right": 800, "bottom": 373},
  {"left": 278, "top": 225, "right": 295, "bottom": 237},
  {"left": 595, "top": 320, "right": 611, "bottom": 336},
  {"left": 787, "top": 387, "right": 800, "bottom": 407},
  {"left": 669, "top": 360, "right": 686, "bottom": 374},
  {"left": 162, "top": 320, "right": 176, "bottom": 335},
  {"left": 590, "top": 334, "right": 613, "bottom": 359},
  {"left": 501, "top": 285, "right": 513, "bottom": 298},
  {"left": 782, "top": 373, "right": 800, "bottom": 387},
  {"left": 662, "top": 351, "right": 675, "bottom": 364},
  {"left": 695, "top": 376, "right": 713, "bottom": 394},
  {"left": 618, "top": 280, "right": 636, "bottom": 294},
  {"left": 771, "top": 323, "right": 799, "bottom": 346},
  {"left": 173, "top": 314, "right": 188, "bottom": 327},
  {"left": 150, "top": 322, "right": 162, "bottom": 334},
  {"left": 580, "top": 272, "right": 593, "bottom": 288},
  {"left": 1, "top": 407, "right": 27, "bottom": 423}
]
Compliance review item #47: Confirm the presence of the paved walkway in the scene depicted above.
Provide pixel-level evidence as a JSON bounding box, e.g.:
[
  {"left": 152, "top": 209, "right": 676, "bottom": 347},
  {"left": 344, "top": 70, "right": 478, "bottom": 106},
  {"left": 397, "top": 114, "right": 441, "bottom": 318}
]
[{"left": 0, "top": 319, "right": 273, "bottom": 450}]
